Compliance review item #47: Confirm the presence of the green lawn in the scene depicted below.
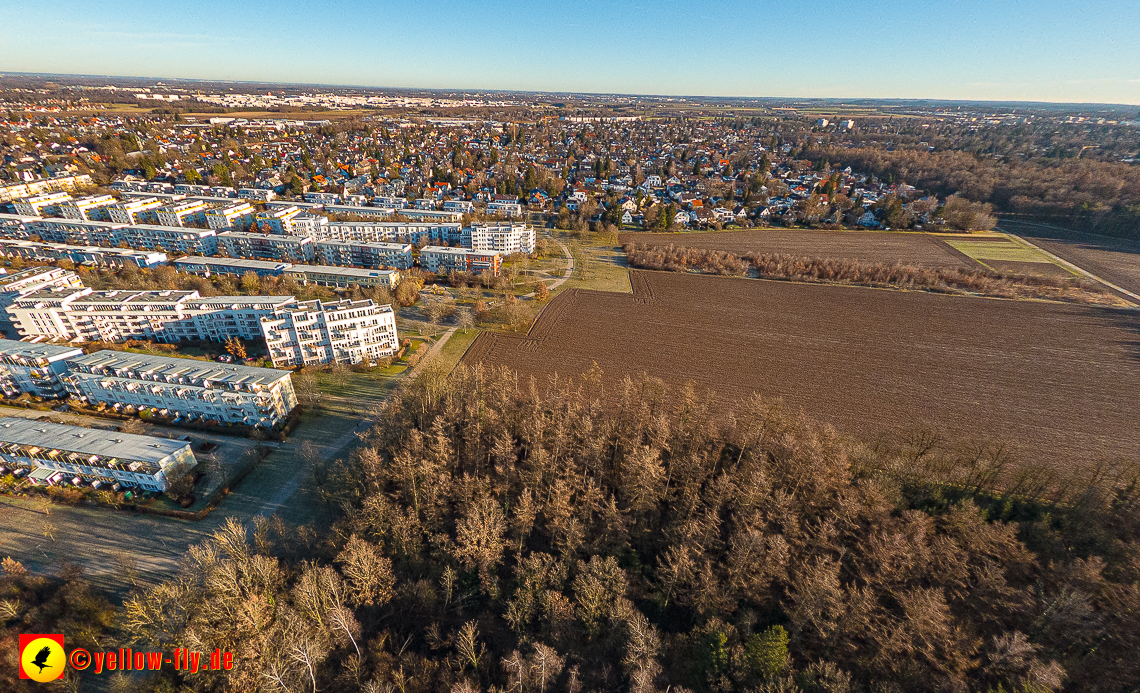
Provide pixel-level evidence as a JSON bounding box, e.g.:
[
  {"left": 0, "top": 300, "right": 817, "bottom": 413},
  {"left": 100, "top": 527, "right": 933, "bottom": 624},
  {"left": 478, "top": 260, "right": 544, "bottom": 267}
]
[
  {"left": 561, "top": 238, "right": 633, "bottom": 294},
  {"left": 430, "top": 328, "right": 482, "bottom": 373},
  {"left": 946, "top": 239, "right": 1055, "bottom": 263}
]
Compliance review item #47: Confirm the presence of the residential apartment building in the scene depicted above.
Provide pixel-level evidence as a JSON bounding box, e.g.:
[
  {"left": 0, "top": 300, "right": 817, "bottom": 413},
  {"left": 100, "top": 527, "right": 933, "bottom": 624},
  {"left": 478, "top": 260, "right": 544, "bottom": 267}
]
[
  {"left": 313, "top": 239, "right": 413, "bottom": 269},
  {"left": 283, "top": 265, "right": 401, "bottom": 289},
  {"left": 28, "top": 218, "right": 126, "bottom": 246},
  {"left": 400, "top": 208, "right": 464, "bottom": 223},
  {"left": 238, "top": 188, "right": 274, "bottom": 202},
  {"left": 487, "top": 200, "right": 524, "bottom": 218},
  {"left": 108, "top": 197, "right": 163, "bottom": 225},
  {"left": 444, "top": 200, "right": 474, "bottom": 213},
  {"left": 0, "top": 417, "right": 195, "bottom": 492},
  {"left": 155, "top": 199, "right": 210, "bottom": 227},
  {"left": 420, "top": 246, "right": 502, "bottom": 275},
  {"left": 294, "top": 220, "right": 463, "bottom": 246},
  {"left": 62, "top": 350, "right": 298, "bottom": 427},
  {"left": 218, "top": 231, "right": 315, "bottom": 262},
  {"left": 254, "top": 206, "right": 302, "bottom": 234},
  {"left": 373, "top": 196, "right": 408, "bottom": 209},
  {"left": 260, "top": 298, "right": 399, "bottom": 367},
  {"left": 305, "top": 192, "right": 341, "bottom": 204},
  {"left": 0, "top": 214, "right": 36, "bottom": 240},
  {"left": 0, "top": 340, "right": 84, "bottom": 399},
  {"left": 205, "top": 202, "right": 255, "bottom": 232},
  {"left": 0, "top": 239, "right": 166, "bottom": 269},
  {"left": 59, "top": 194, "right": 117, "bottom": 221},
  {"left": 324, "top": 204, "right": 392, "bottom": 220},
  {"left": 0, "top": 267, "right": 85, "bottom": 338},
  {"left": 0, "top": 174, "right": 94, "bottom": 203},
  {"left": 6, "top": 286, "right": 294, "bottom": 343},
  {"left": 12, "top": 192, "right": 72, "bottom": 217},
  {"left": 172, "top": 257, "right": 401, "bottom": 289},
  {"left": 468, "top": 222, "right": 536, "bottom": 254},
  {"left": 174, "top": 256, "right": 292, "bottom": 278}
]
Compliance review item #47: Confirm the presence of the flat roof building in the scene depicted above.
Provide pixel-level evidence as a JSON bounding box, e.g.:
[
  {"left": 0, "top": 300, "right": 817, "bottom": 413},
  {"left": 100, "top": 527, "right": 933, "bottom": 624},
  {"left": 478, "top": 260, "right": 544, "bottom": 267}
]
[
  {"left": 420, "top": 245, "right": 502, "bottom": 275},
  {"left": 314, "top": 239, "right": 413, "bottom": 270},
  {"left": 261, "top": 299, "right": 398, "bottom": 367},
  {"left": 63, "top": 350, "right": 297, "bottom": 428},
  {"left": 0, "top": 339, "right": 84, "bottom": 399},
  {"left": 0, "top": 416, "right": 193, "bottom": 491},
  {"left": 218, "top": 231, "right": 315, "bottom": 262}
]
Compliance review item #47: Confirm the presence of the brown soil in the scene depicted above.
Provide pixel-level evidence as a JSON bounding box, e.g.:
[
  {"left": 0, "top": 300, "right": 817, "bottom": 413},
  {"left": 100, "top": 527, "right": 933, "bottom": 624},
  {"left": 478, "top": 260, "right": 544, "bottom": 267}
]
[
  {"left": 621, "top": 229, "right": 975, "bottom": 268},
  {"left": 462, "top": 270, "right": 1140, "bottom": 467}
]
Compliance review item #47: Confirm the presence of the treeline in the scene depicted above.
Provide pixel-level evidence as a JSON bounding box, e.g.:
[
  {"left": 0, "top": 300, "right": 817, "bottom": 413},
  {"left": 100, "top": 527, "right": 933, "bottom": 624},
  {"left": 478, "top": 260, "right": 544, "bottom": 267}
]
[
  {"left": 808, "top": 146, "right": 1140, "bottom": 240},
  {"left": 623, "top": 243, "right": 1117, "bottom": 305},
  {"left": 114, "top": 366, "right": 1139, "bottom": 693}
]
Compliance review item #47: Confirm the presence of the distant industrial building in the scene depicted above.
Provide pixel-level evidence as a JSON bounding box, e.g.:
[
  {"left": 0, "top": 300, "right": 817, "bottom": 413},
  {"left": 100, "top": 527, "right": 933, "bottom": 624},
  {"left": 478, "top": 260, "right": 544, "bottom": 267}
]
[{"left": 0, "top": 416, "right": 196, "bottom": 492}]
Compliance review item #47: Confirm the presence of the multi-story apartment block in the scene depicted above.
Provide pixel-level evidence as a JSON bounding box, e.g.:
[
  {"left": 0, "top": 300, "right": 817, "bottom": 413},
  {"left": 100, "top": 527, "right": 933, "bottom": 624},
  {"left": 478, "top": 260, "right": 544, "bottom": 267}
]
[
  {"left": 62, "top": 350, "right": 297, "bottom": 427},
  {"left": 260, "top": 299, "right": 399, "bottom": 367},
  {"left": 0, "top": 267, "right": 85, "bottom": 338},
  {"left": 6, "top": 285, "right": 294, "bottom": 344},
  {"left": 174, "top": 184, "right": 211, "bottom": 196},
  {"left": 0, "top": 340, "right": 84, "bottom": 399},
  {"left": 283, "top": 265, "right": 401, "bottom": 289},
  {"left": 0, "top": 239, "right": 166, "bottom": 269},
  {"left": 0, "top": 417, "right": 195, "bottom": 492},
  {"left": 313, "top": 240, "right": 413, "bottom": 269},
  {"left": 174, "top": 256, "right": 293, "bottom": 278},
  {"left": 12, "top": 192, "right": 73, "bottom": 217},
  {"left": 205, "top": 202, "right": 255, "bottom": 232},
  {"left": 59, "top": 194, "right": 117, "bottom": 221},
  {"left": 254, "top": 206, "right": 302, "bottom": 234},
  {"left": 28, "top": 218, "right": 125, "bottom": 246},
  {"left": 291, "top": 212, "right": 329, "bottom": 236},
  {"left": 294, "top": 220, "right": 463, "bottom": 246},
  {"left": 487, "top": 201, "right": 524, "bottom": 218},
  {"left": 0, "top": 174, "right": 93, "bottom": 203},
  {"left": 108, "top": 197, "right": 163, "bottom": 225},
  {"left": 373, "top": 196, "right": 408, "bottom": 209},
  {"left": 420, "top": 246, "right": 502, "bottom": 275},
  {"left": 468, "top": 222, "right": 536, "bottom": 254},
  {"left": 399, "top": 209, "right": 464, "bottom": 223},
  {"left": 238, "top": 188, "right": 274, "bottom": 202},
  {"left": 218, "top": 231, "right": 315, "bottom": 262},
  {"left": 155, "top": 199, "right": 210, "bottom": 228},
  {"left": 123, "top": 225, "right": 218, "bottom": 255},
  {"left": 0, "top": 214, "right": 36, "bottom": 240},
  {"left": 443, "top": 200, "right": 475, "bottom": 213},
  {"left": 325, "top": 204, "right": 392, "bottom": 220},
  {"left": 305, "top": 192, "right": 341, "bottom": 205}
]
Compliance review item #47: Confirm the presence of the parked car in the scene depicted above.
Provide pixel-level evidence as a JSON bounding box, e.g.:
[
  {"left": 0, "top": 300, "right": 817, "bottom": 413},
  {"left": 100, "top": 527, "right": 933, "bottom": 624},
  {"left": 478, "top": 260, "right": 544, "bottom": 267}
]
[{"left": 217, "top": 354, "right": 234, "bottom": 363}]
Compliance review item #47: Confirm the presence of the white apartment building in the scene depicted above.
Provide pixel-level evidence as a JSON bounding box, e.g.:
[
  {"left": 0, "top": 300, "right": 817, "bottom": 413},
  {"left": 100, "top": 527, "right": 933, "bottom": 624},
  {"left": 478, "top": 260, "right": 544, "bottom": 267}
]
[
  {"left": 444, "top": 200, "right": 474, "bottom": 213},
  {"left": 174, "top": 256, "right": 293, "bottom": 278},
  {"left": 28, "top": 218, "right": 126, "bottom": 246},
  {"left": 284, "top": 265, "right": 401, "bottom": 289},
  {"left": 218, "top": 231, "right": 315, "bottom": 262},
  {"left": 260, "top": 298, "right": 399, "bottom": 367},
  {"left": 373, "top": 196, "right": 407, "bottom": 209},
  {"left": 6, "top": 287, "right": 295, "bottom": 344},
  {"left": 62, "top": 350, "right": 298, "bottom": 427},
  {"left": 291, "top": 212, "right": 329, "bottom": 236},
  {"left": 0, "top": 214, "right": 36, "bottom": 240},
  {"left": 0, "top": 239, "right": 166, "bottom": 269},
  {"left": 155, "top": 199, "right": 210, "bottom": 227},
  {"left": 313, "top": 239, "right": 413, "bottom": 269},
  {"left": 205, "top": 201, "right": 255, "bottom": 231},
  {"left": 0, "top": 267, "right": 85, "bottom": 339},
  {"left": 59, "top": 194, "right": 117, "bottom": 221},
  {"left": 294, "top": 220, "right": 463, "bottom": 246},
  {"left": 13, "top": 192, "right": 73, "bottom": 217},
  {"left": 0, "top": 174, "right": 93, "bottom": 203},
  {"left": 487, "top": 201, "right": 524, "bottom": 218},
  {"left": 305, "top": 192, "right": 341, "bottom": 205},
  {"left": 325, "top": 204, "right": 393, "bottom": 220},
  {"left": 238, "top": 188, "right": 275, "bottom": 202},
  {"left": 255, "top": 206, "right": 302, "bottom": 234},
  {"left": 0, "top": 417, "right": 196, "bottom": 492},
  {"left": 108, "top": 197, "right": 163, "bottom": 225},
  {"left": 468, "top": 222, "right": 536, "bottom": 254},
  {"left": 420, "top": 246, "right": 502, "bottom": 275},
  {"left": 0, "top": 340, "right": 84, "bottom": 399}
]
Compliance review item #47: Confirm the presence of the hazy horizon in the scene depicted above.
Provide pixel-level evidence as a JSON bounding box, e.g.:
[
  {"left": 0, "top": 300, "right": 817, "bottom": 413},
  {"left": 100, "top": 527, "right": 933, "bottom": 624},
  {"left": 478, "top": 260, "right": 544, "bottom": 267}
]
[{"left": 1, "top": 0, "right": 1138, "bottom": 106}]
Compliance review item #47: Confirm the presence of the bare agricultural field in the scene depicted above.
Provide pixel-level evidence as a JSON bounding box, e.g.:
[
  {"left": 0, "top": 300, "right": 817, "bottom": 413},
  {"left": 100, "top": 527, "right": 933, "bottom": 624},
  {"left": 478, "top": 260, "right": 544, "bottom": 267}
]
[
  {"left": 997, "top": 220, "right": 1140, "bottom": 298},
  {"left": 621, "top": 228, "right": 977, "bottom": 268},
  {"left": 462, "top": 270, "right": 1140, "bottom": 467}
]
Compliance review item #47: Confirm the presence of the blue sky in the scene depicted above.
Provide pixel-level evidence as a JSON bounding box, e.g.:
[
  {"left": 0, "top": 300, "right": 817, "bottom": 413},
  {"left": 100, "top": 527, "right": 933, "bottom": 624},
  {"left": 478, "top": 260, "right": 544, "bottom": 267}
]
[{"left": 1, "top": 0, "right": 1137, "bottom": 105}]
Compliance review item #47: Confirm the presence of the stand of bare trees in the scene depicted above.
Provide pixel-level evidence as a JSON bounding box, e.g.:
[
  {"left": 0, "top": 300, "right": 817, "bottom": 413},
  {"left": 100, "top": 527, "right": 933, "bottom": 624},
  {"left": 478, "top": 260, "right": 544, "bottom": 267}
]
[{"left": 116, "top": 366, "right": 1140, "bottom": 692}]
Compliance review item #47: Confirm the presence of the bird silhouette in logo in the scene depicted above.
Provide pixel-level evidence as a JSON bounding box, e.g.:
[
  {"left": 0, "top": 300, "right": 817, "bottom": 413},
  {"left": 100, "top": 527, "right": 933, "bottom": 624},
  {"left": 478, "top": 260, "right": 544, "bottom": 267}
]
[{"left": 31, "top": 646, "right": 54, "bottom": 674}]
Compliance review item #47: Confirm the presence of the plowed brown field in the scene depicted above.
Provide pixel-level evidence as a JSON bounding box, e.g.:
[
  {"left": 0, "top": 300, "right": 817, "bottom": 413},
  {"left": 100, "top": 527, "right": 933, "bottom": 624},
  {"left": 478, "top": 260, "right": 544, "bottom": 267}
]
[
  {"left": 462, "top": 270, "right": 1140, "bottom": 466},
  {"left": 621, "top": 229, "right": 977, "bottom": 268}
]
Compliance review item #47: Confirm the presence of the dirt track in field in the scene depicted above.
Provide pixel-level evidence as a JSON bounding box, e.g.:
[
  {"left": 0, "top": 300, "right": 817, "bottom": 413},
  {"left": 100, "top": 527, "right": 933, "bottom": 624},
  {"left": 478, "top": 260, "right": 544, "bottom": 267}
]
[
  {"left": 462, "top": 270, "right": 1140, "bottom": 467},
  {"left": 621, "top": 229, "right": 978, "bottom": 268}
]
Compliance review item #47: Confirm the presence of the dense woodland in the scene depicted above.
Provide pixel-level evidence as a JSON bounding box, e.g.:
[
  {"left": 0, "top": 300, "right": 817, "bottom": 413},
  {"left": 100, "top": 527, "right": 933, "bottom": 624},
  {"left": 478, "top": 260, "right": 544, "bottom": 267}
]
[{"left": 4, "top": 366, "right": 1119, "bottom": 692}]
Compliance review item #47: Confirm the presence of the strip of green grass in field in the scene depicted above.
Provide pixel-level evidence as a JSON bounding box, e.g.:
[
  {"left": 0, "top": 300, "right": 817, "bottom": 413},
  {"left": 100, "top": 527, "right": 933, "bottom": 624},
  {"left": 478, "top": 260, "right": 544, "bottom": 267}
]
[{"left": 946, "top": 239, "right": 1056, "bottom": 263}]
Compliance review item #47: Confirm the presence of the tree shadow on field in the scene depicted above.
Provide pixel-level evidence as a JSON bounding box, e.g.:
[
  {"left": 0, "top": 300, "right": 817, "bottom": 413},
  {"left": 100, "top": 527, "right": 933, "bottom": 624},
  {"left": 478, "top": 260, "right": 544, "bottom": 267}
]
[{"left": 1086, "top": 305, "right": 1140, "bottom": 363}]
